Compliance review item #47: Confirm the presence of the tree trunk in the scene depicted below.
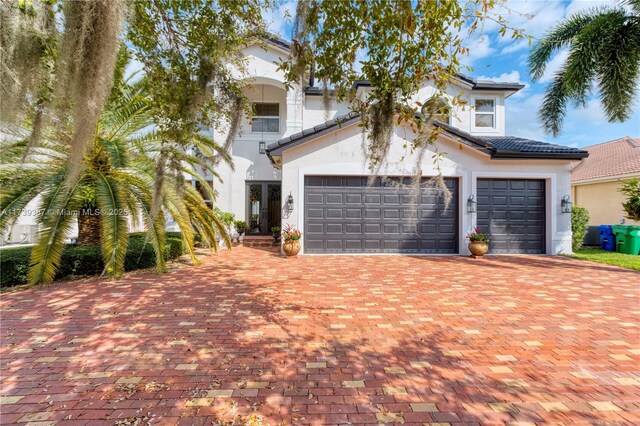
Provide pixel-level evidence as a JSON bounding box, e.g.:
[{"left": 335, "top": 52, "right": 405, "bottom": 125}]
[{"left": 77, "top": 207, "right": 101, "bottom": 246}]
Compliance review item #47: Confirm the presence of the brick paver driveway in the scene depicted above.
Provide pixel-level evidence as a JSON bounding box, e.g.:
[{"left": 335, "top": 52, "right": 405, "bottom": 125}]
[{"left": 1, "top": 248, "right": 639, "bottom": 426}]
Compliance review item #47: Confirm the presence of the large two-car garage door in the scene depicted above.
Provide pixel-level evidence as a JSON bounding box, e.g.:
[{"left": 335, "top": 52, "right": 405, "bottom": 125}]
[
  {"left": 304, "top": 176, "right": 458, "bottom": 253},
  {"left": 477, "top": 179, "right": 545, "bottom": 254}
]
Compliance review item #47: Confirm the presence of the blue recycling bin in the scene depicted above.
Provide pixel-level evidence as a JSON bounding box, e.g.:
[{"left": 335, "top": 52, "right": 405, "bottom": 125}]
[{"left": 598, "top": 225, "right": 615, "bottom": 251}]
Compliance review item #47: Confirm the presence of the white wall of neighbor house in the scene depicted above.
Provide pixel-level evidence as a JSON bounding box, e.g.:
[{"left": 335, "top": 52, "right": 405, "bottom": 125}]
[{"left": 279, "top": 124, "right": 574, "bottom": 255}]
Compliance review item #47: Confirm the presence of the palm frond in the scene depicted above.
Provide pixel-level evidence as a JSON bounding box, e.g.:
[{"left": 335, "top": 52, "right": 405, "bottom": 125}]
[
  {"left": 113, "top": 168, "right": 167, "bottom": 272},
  {"left": 0, "top": 176, "right": 44, "bottom": 232},
  {"left": 597, "top": 20, "right": 640, "bottom": 122},
  {"left": 539, "top": 71, "right": 569, "bottom": 136},
  {"left": 162, "top": 185, "right": 198, "bottom": 264},
  {"left": 529, "top": 8, "right": 605, "bottom": 81},
  {"left": 29, "top": 177, "right": 83, "bottom": 285},
  {"left": 95, "top": 172, "right": 129, "bottom": 278}
]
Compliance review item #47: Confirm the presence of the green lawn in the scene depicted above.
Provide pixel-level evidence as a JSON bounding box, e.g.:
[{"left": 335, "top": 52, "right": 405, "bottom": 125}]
[{"left": 570, "top": 247, "right": 640, "bottom": 271}]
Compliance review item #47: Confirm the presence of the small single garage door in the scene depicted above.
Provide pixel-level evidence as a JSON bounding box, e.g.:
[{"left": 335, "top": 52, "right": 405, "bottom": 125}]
[
  {"left": 304, "top": 176, "right": 458, "bottom": 253},
  {"left": 477, "top": 179, "right": 545, "bottom": 254}
]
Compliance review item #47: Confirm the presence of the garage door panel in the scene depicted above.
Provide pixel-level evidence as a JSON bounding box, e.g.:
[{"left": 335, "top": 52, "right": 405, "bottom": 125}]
[
  {"left": 364, "top": 194, "right": 381, "bottom": 204},
  {"left": 477, "top": 179, "right": 545, "bottom": 254},
  {"left": 326, "top": 193, "right": 343, "bottom": 204},
  {"left": 345, "top": 194, "right": 362, "bottom": 204},
  {"left": 364, "top": 209, "right": 381, "bottom": 219},
  {"left": 307, "top": 193, "right": 324, "bottom": 204},
  {"left": 364, "top": 223, "right": 381, "bottom": 234},
  {"left": 305, "top": 176, "right": 458, "bottom": 254},
  {"left": 345, "top": 209, "right": 362, "bottom": 219}
]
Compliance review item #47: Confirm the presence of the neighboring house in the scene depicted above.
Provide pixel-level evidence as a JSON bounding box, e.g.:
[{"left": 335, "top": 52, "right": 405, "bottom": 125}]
[
  {"left": 211, "top": 37, "right": 588, "bottom": 255},
  {"left": 571, "top": 137, "right": 640, "bottom": 226}
]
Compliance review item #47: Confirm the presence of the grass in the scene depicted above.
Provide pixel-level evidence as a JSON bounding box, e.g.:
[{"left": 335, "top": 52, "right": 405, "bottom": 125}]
[{"left": 571, "top": 247, "right": 640, "bottom": 271}]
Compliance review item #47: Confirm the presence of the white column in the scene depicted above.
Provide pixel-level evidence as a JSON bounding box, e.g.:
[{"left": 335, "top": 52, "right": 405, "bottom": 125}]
[{"left": 284, "top": 83, "right": 304, "bottom": 137}]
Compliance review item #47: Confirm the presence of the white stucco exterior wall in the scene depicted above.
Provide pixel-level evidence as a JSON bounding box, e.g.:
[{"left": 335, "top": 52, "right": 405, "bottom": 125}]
[{"left": 279, "top": 123, "right": 573, "bottom": 255}]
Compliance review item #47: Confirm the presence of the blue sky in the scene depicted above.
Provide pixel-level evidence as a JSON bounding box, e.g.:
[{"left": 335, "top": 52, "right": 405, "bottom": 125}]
[{"left": 265, "top": 0, "right": 639, "bottom": 148}]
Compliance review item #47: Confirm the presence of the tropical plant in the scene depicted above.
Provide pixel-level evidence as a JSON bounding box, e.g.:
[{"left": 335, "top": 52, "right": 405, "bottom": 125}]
[
  {"left": 620, "top": 177, "right": 640, "bottom": 221},
  {"left": 571, "top": 205, "right": 590, "bottom": 251},
  {"left": 466, "top": 227, "right": 489, "bottom": 244},
  {"left": 0, "top": 72, "right": 230, "bottom": 286},
  {"left": 213, "top": 208, "right": 235, "bottom": 227},
  {"left": 233, "top": 220, "right": 248, "bottom": 233},
  {"left": 281, "top": 225, "right": 301, "bottom": 242},
  {"left": 529, "top": 0, "right": 640, "bottom": 136}
]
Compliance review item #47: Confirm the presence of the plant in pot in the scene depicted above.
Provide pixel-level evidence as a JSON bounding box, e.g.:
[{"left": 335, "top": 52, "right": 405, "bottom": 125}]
[
  {"left": 281, "top": 224, "right": 301, "bottom": 257},
  {"left": 234, "top": 220, "right": 247, "bottom": 236},
  {"left": 467, "top": 227, "right": 489, "bottom": 257},
  {"left": 271, "top": 226, "right": 281, "bottom": 243}
]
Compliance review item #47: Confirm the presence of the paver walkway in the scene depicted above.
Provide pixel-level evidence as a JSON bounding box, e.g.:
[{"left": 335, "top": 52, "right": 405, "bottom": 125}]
[{"left": 1, "top": 248, "right": 639, "bottom": 425}]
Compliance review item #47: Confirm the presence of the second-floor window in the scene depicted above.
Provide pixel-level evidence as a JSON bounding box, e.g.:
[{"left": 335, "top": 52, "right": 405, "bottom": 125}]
[
  {"left": 422, "top": 97, "right": 451, "bottom": 125},
  {"left": 474, "top": 98, "right": 495, "bottom": 128},
  {"left": 251, "top": 103, "right": 280, "bottom": 133}
]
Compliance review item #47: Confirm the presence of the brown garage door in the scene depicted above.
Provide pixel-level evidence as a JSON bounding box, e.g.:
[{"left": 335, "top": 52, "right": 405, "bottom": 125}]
[
  {"left": 477, "top": 179, "right": 545, "bottom": 254},
  {"left": 304, "top": 176, "right": 458, "bottom": 253}
]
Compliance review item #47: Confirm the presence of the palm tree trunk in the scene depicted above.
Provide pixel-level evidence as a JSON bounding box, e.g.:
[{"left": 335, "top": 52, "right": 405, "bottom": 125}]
[{"left": 77, "top": 208, "right": 101, "bottom": 246}]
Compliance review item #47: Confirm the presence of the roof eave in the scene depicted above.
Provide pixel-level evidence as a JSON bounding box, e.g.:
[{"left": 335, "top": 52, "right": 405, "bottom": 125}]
[{"left": 491, "top": 151, "right": 590, "bottom": 160}]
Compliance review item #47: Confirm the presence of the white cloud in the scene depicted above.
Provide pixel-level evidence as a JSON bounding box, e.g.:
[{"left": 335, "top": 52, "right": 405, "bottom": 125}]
[
  {"left": 477, "top": 70, "right": 530, "bottom": 98},
  {"left": 497, "top": 1, "right": 566, "bottom": 42},
  {"left": 477, "top": 70, "right": 522, "bottom": 83},
  {"left": 506, "top": 93, "right": 548, "bottom": 141},
  {"left": 264, "top": 2, "right": 295, "bottom": 38},
  {"left": 462, "top": 35, "right": 496, "bottom": 65},
  {"left": 538, "top": 49, "right": 569, "bottom": 83},
  {"left": 500, "top": 39, "right": 530, "bottom": 55},
  {"left": 565, "top": 0, "right": 614, "bottom": 17}
]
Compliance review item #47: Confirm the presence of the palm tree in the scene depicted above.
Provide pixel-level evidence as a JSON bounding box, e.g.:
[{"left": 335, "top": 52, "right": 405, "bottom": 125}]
[
  {"left": 0, "top": 75, "right": 230, "bottom": 285},
  {"left": 529, "top": 0, "right": 640, "bottom": 136}
]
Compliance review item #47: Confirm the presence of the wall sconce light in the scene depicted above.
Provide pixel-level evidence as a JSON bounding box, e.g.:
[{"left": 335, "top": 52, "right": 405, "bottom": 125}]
[
  {"left": 467, "top": 194, "right": 477, "bottom": 213},
  {"left": 258, "top": 141, "right": 266, "bottom": 154},
  {"left": 561, "top": 195, "right": 572, "bottom": 213},
  {"left": 286, "top": 193, "right": 294, "bottom": 213}
]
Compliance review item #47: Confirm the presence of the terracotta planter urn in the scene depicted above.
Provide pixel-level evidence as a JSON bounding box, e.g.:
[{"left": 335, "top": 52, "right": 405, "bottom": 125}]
[
  {"left": 468, "top": 241, "right": 489, "bottom": 256},
  {"left": 282, "top": 240, "right": 301, "bottom": 257}
]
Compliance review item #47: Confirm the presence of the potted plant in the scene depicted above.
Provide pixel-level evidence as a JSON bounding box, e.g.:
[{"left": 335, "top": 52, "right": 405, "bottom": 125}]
[
  {"left": 467, "top": 227, "right": 489, "bottom": 257},
  {"left": 271, "top": 226, "right": 281, "bottom": 243},
  {"left": 281, "top": 224, "right": 301, "bottom": 257},
  {"left": 234, "top": 220, "right": 247, "bottom": 236}
]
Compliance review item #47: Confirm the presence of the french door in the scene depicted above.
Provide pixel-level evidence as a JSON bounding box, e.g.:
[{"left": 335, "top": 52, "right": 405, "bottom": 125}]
[{"left": 246, "top": 181, "right": 281, "bottom": 234}]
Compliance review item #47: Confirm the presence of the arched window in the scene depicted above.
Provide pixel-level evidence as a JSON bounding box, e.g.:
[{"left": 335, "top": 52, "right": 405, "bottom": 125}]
[{"left": 422, "top": 97, "right": 451, "bottom": 125}]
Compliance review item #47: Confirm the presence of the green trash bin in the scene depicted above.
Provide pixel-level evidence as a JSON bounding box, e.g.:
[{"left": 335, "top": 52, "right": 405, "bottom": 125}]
[
  {"left": 626, "top": 226, "right": 640, "bottom": 255},
  {"left": 612, "top": 225, "right": 640, "bottom": 255}
]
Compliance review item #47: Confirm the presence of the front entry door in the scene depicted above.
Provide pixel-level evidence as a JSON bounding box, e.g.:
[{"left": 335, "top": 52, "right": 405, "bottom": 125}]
[{"left": 247, "top": 181, "right": 281, "bottom": 234}]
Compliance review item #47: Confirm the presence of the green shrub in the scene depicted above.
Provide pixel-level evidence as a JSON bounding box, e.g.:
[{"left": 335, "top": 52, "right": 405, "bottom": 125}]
[
  {"left": 165, "top": 237, "right": 184, "bottom": 259},
  {"left": 620, "top": 178, "right": 640, "bottom": 221},
  {"left": 1, "top": 233, "right": 187, "bottom": 288},
  {"left": 0, "top": 246, "right": 31, "bottom": 286},
  {"left": 571, "top": 205, "right": 590, "bottom": 251}
]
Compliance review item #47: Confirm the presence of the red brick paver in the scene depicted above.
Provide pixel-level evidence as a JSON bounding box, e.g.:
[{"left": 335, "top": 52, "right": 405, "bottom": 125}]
[{"left": 1, "top": 249, "right": 639, "bottom": 425}]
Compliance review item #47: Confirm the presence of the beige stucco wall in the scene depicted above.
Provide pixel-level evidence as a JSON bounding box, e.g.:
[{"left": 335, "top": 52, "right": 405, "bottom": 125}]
[{"left": 571, "top": 178, "right": 640, "bottom": 226}]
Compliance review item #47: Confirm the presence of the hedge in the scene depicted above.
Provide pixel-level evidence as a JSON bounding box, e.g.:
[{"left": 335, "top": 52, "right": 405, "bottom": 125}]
[
  {"left": 571, "top": 205, "right": 590, "bottom": 251},
  {"left": 0, "top": 234, "right": 185, "bottom": 288}
]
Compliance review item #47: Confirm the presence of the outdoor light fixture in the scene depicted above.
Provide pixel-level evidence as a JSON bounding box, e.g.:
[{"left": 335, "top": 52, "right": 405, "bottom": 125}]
[
  {"left": 467, "top": 194, "right": 477, "bottom": 213},
  {"left": 286, "top": 193, "right": 294, "bottom": 212},
  {"left": 259, "top": 141, "right": 266, "bottom": 154},
  {"left": 561, "top": 195, "right": 572, "bottom": 214}
]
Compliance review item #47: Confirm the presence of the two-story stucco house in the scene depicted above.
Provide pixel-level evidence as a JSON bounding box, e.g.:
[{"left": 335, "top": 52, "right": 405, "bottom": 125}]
[{"left": 205, "top": 37, "right": 588, "bottom": 255}]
